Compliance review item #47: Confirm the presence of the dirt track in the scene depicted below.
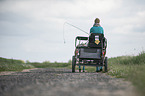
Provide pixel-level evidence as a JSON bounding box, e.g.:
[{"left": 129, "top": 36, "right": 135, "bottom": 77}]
[{"left": 0, "top": 68, "right": 136, "bottom": 96}]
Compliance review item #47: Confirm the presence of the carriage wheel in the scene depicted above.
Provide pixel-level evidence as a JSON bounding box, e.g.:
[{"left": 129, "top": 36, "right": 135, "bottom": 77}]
[
  {"left": 72, "top": 56, "right": 76, "bottom": 72},
  {"left": 104, "top": 57, "right": 108, "bottom": 72}
]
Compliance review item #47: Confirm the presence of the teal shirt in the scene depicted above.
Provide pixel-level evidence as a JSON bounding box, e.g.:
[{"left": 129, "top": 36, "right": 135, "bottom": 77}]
[{"left": 90, "top": 26, "right": 104, "bottom": 34}]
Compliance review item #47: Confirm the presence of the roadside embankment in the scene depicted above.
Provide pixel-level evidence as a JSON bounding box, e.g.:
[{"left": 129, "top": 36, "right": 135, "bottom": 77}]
[{"left": 108, "top": 52, "right": 145, "bottom": 96}]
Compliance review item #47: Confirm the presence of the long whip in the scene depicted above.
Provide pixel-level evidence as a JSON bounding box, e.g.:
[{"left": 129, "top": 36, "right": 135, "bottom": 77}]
[{"left": 63, "top": 22, "right": 89, "bottom": 43}]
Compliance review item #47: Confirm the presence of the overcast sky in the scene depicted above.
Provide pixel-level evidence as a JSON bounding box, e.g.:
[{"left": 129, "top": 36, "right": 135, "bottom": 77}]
[{"left": 0, "top": 0, "right": 145, "bottom": 62}]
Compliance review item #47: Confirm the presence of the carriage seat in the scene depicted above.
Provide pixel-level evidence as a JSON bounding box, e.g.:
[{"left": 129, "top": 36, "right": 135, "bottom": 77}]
[{"left": 88, "top": 33, "right": 106, "bottom": 48}]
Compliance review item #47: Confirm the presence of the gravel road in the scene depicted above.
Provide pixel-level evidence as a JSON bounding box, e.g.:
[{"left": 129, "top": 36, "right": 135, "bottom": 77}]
[{"left": 0, "top": 68, "right": 136, "bottom": 96}]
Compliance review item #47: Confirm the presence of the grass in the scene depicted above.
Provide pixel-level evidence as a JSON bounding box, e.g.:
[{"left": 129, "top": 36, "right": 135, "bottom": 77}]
[
  {"left": 30, "top": 62, "right": 71, "bottom": 69},
  {"left": 107, "top": 52, "right": 145, "bottom": 96},
  {"left": 85, "top": 66, "right": 96, "bottom": 72},
  {"left": 0, "top": 57, "right": 34, "bottom": 72},
  {"left": 0, "top": 57, "right": 71, "bottom": 72}
]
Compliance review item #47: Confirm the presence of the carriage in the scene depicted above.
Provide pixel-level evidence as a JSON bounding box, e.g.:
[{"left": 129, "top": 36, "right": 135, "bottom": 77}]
[{"left": 72, "top": 33, "right": 107, "bottom": 72}]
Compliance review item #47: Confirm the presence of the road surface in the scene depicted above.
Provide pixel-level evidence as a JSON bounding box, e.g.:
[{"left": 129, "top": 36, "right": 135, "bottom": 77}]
[{"left": 0, "top": 68, "right": 136, "bottom": 96}]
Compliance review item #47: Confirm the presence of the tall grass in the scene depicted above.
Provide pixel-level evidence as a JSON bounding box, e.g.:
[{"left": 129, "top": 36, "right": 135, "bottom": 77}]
[
  {"left": 108, "top": 52, "right": 145, "bottom": 96},
  {"left": 0, "top": 57, "right": 34, "bottom": 72},
  {"left": 0, "top": 57, "right": 71, "bottom": 72}
]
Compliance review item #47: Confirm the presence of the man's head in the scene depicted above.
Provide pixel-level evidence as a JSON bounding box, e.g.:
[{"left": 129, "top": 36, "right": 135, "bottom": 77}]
[{"left": 94, "top": 18, "right": 100, "bottom": 23}]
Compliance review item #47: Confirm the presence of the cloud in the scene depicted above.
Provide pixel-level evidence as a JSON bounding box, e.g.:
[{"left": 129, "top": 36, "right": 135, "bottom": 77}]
[
  {"left": 0, "top": 0, "right": 122, "bottom": 19},
  {"left": 0, "top": 0, "right": 145, "bottom": 62}
]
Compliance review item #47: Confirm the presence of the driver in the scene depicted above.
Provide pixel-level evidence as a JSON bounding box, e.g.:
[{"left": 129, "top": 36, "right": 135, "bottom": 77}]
[
  {"left": 90, "top": 18, "right": 104, "bottom": 34},
  {"left": 90, "top": 18, "right": 107, "bottom": 72},
  {"left": 90, "top": 18, "right": 107, "bottom": 50}
]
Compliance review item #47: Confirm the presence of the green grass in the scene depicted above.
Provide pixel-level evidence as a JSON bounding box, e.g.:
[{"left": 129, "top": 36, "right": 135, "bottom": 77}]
[
  {"left": 108, "top": 52, "right": 145, "bottom": 96},
  {"left": 0, "top": 57, "right": 71, "bottom": 72},
  {"left": 85, "top": 66, "right": 96, "bottom": 72},
  {"left": 0, "top": 57, "right": 34, "bottom": 72},
  {"left": 30, "top": 62, "right": 71, "bottom": 69}
]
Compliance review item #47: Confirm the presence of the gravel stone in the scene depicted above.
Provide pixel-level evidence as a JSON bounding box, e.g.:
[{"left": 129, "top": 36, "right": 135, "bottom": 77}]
[{"left": 0, "top": 68, "right": 136, "bottom": 96}]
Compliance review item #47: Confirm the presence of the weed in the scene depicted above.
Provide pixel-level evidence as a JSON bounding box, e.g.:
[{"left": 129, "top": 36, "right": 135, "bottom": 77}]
[{"left": 108, "top": 52, "right": 145, "bottom": 96}]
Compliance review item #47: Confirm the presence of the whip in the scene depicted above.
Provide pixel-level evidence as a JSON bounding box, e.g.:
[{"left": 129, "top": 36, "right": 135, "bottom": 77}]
[{"left": 63, "top": 22, "right": 89, "bottom": 43}]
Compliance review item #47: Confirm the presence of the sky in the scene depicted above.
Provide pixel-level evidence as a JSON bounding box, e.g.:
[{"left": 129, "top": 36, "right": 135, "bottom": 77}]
[{"left": 0, "top": 0, "right": 145, "bottom": 62}]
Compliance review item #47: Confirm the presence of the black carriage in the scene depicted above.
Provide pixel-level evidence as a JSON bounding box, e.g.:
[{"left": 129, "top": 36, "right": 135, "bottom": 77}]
[{"left": 72, "top": 33, "right": 107, "bottom": 72}]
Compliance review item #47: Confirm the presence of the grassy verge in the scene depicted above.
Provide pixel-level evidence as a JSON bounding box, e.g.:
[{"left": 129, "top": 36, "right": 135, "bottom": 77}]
[
  {"left": 108, "top": 52, "right": 145, "bottom": 96},
  {"left": 0, "top": 57, "right": 34, "bottom": 72},
  {"left": 30, "top": 62, "right": 71, "bottom": 69},
  {"left": 0, "top": 57, "right": 71, "bottom": 72}
]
